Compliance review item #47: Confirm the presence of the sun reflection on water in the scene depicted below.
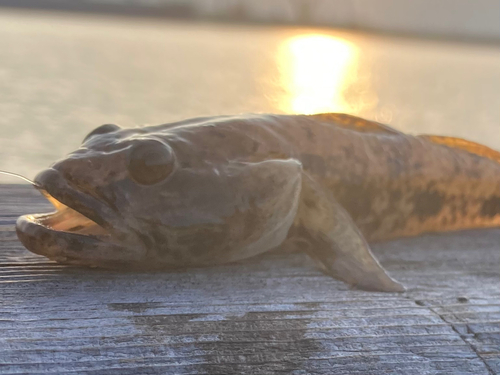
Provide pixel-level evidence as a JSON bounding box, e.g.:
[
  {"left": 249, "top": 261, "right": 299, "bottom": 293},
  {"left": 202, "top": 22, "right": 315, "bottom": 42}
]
[{"left": 278, "top": 34, "right": 363, "bottom": 114}]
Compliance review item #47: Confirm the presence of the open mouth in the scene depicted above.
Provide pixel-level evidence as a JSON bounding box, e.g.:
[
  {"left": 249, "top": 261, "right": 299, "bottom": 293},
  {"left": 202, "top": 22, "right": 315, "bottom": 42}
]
[
  {"left": 26, "top": 189, "right": 109, "bottom": 238},
  {"left": 15, "top": 168, "right": 126, "bottom": 263},
  {"left": 20, "top": 167, "right": 116, "bottom": 239},
  {"left": 15, "top": 168, "right": 149, "bottom": 268}
]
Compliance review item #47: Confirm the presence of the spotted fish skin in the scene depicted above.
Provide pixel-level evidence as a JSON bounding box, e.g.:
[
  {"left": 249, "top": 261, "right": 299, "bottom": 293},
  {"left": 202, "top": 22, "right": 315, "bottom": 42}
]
[
  {"left": 15, "top": 113, "right": 500, "bottom": 292},
  {"left": 281, "top": 114, "right": 500, "bottom": 242},
  {"left": 172, "top": 113, "right": 500, "bottom": 242}
]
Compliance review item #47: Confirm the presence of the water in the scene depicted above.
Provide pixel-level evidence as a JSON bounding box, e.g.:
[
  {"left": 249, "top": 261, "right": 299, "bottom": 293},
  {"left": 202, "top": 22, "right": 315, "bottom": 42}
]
[{"left": 1, "top": 9, "right": 499, "bottom": 182}]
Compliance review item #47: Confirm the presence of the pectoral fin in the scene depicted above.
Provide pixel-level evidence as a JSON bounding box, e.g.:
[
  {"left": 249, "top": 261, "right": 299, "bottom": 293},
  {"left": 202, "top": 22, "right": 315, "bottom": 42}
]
[
  {"left": 295, "top": 174, "right": 405, "bottom": 292},
  {"left": 222, "top": 158, "right": 303, "bottom": 261}
]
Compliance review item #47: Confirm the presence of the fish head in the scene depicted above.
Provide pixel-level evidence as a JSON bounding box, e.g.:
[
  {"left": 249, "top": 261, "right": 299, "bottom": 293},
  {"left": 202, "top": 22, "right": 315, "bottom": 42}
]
[{"left": 16, "top": 124, "right": 302, "bottom": 268}]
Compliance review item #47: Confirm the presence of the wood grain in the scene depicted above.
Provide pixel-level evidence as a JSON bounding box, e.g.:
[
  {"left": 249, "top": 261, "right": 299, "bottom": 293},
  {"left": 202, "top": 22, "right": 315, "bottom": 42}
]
[{"left": 0, "top": 184, "right": 499, "bottom": 374}]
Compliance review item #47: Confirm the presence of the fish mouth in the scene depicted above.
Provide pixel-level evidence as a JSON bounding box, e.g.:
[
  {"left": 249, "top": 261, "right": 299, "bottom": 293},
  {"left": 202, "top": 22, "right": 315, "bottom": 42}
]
[
  {"left": 18, "top": 189, "right": 110, "bottom": 240},
  {"left": 15, "top": 168, "right": 132, "bottom": 266}
]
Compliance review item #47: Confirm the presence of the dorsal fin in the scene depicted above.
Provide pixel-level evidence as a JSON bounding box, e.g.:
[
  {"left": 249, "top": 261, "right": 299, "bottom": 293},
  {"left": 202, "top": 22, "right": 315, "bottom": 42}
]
[
  {"left": 420, "top": 135, "right": 500, "bottom": 163},
  {"left": 309, "top": 113, "right": 401, "bottom": 135}
]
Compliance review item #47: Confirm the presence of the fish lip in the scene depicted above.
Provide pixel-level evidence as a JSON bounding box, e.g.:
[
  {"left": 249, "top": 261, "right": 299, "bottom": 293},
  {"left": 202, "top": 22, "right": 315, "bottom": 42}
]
[
  {"left": 16, "top": 168, "right": 125, "bottom": 243},
  {"left": 15, "top": 214, "right": 143, "bottom": 267},
  {"left": 15, "top": 214, "right": 103, "bottom": 261},
  {"left": 35, "top": 168, "right": 120, "bottom": 234},
  {"left": 14, "top": 168, "right": 134, "bottom": 263}
]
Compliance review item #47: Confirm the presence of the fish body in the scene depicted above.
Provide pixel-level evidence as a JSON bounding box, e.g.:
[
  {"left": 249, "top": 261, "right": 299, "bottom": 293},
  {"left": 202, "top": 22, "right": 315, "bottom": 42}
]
[{"left": 16, "top": 114, "right": 500, "bottom": 291}]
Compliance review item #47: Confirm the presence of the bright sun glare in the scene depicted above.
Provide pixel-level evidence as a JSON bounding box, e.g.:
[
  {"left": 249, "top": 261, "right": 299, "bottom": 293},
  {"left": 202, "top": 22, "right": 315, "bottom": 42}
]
[{"left": 278, "top": 34, "right": 359, "bottom": 114}]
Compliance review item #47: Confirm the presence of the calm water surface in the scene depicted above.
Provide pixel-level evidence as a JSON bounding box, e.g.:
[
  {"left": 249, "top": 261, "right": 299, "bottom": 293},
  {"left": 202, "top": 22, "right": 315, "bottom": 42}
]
[{"left": 1, "top": 10, "right": 499, "bottom": 181}]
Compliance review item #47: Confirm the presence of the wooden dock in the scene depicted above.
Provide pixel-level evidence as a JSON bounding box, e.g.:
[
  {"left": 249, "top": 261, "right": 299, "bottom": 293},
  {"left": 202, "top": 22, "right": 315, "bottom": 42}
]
[{"left": 1, "top": 184, "right": 499, "bottom": 374}]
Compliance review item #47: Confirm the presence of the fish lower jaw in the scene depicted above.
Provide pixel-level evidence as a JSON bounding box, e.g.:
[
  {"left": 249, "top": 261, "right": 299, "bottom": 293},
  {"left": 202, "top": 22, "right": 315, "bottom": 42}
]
[
  {"left": 15, "top": 214, "right": 145, "bottom": 269},
  {"left": 31, "top": 207, "right": 109, "bottom": 237}
]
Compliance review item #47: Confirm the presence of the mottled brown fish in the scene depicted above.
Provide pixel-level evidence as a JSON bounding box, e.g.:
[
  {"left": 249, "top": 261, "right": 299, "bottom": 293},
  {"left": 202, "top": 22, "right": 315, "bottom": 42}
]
[{"left": 15, "top": 114, "right": 500, "bottom": 292}]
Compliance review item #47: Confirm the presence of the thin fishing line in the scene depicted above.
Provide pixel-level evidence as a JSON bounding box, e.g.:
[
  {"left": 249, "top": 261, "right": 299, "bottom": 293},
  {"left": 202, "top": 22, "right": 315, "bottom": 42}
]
[{"left": 0, "top": 170, "right": 37, "bottom": 186}]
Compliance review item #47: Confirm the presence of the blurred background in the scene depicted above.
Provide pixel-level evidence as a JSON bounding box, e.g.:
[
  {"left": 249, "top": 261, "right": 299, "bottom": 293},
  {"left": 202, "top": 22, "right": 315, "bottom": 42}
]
[{"left": 0, "top": 0, "right": 499, "bottom": 181}]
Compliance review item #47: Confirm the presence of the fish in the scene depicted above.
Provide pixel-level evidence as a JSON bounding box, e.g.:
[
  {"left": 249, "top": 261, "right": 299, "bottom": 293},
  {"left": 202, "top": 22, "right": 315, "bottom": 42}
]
[{"left": 15, "top": 113, "right": 500, "bottom": 292}]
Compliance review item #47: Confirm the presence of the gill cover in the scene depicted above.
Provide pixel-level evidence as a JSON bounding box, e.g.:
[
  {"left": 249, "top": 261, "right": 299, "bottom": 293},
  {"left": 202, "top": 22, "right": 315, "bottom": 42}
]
[{"left": 125, "top": 158, "right": 304, "bottom": 265}]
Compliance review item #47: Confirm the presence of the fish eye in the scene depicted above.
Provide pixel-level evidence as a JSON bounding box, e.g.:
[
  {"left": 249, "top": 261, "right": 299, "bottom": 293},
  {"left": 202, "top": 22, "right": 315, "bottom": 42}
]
[
  {"left": 83, "top": 124, "right": 121, "bottom": 143},
  {"left": 127, "top": 140, "right": 175, "bottom": 185}
]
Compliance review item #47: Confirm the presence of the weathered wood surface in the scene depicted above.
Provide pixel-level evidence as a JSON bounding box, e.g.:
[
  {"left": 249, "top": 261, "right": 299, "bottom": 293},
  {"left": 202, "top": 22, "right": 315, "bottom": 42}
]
[{"left": 0, "top": 184, "right": 499, "bottom": 375}]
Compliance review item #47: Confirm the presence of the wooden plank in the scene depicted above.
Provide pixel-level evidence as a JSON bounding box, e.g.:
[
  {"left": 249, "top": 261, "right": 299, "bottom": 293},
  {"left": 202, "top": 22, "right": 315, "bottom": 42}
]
[{"left": 0, "top": 184, "right": 499, "bottom": 375}]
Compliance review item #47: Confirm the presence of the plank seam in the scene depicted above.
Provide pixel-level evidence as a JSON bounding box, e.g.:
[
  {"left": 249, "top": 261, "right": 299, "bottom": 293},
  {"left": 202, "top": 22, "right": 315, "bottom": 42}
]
[{"left": 422, "top": 299, "right": 497, "bottom": 375}]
